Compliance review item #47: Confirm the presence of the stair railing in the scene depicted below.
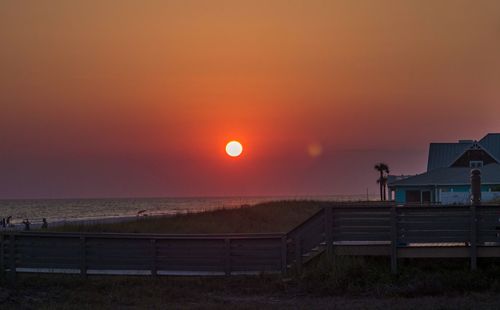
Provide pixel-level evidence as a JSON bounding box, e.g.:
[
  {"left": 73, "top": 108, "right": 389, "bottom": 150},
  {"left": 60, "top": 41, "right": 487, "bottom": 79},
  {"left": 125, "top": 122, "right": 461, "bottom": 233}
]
[{"left": 286, "top": 203, "right": 330, "bottom": 272}]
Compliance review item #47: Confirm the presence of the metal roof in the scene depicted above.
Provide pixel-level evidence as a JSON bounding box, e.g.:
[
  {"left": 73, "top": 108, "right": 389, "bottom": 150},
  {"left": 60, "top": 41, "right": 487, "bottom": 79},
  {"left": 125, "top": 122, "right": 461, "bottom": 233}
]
[
  {"left": 426, "top": 133, "right": 500, "bottom": 171},
  {"left": 389, "top": 163, "right": 500, "bottom": 187},
  {"left": 427, "top": 142, "right": 471, "bottom": 171},
  {"left": 479, "top": 133, "right": 500, "bottom": 163}
]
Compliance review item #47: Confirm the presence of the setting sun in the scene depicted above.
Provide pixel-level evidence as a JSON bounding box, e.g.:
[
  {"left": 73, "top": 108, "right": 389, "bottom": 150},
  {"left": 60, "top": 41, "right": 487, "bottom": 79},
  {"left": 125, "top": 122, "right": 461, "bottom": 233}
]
[{"left": 226, "top": 141, "right": 243, "bottom": 157}]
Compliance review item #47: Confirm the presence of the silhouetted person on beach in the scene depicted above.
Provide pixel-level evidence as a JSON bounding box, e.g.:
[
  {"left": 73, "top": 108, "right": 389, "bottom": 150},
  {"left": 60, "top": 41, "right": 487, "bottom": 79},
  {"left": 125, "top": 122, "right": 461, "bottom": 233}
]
[
  {"left": 23, "top": 219, "right": 31, "bottom": 231},
  {"left": 1, "top": 218, "right": 5, "bottom": 228},
  {"left": 42, "top": 218, "right": 48, "bottom": 229}
]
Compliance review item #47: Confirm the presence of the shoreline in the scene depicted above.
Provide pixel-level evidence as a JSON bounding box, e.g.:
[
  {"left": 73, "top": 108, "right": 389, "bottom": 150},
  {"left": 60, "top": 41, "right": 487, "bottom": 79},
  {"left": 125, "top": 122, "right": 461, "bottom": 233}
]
[
  {"left": 0, "top": 195, "right": 376, "bottom": 228},
  {"left": 1, "top": 213, "right": 175, "bottom": 232},
  {"left": 1, "top": 199, "right": 383, "bottom": 232},
  {"left": 0, "top": 204, "right": 261, "bottom": 231}
]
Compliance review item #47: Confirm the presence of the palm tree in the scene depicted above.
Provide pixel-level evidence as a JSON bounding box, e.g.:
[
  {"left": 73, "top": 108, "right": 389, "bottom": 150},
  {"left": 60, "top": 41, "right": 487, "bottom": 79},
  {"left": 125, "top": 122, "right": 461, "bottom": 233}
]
[
  {"left": 377, "top": 176, "right": 388, "bottom": 201},
  {"left": 374, "top": 163, "right": 390, "bottom": 201}
]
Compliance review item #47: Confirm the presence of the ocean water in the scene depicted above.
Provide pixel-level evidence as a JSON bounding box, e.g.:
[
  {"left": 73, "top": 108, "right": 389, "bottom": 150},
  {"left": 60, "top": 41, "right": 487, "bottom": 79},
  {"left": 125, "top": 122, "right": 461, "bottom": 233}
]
[{"left": 0, "top": 195, "right": 369, "bottom": 226}]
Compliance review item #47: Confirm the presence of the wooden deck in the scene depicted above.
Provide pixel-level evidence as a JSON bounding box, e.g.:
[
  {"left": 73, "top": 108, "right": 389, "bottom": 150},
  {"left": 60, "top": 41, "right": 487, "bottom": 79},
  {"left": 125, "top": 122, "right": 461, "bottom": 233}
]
[
  {"left": 286, "top": 203, "right": 500, "bottom": 273},
  {"left": 2, "top": 203, "right": 500, "bottom": 281}
]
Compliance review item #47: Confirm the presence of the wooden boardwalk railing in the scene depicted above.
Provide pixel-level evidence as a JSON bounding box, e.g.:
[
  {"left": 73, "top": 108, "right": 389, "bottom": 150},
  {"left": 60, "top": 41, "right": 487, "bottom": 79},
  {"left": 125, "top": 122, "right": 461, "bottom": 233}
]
[
  {"left": 3, "top": 203, "right": 500, "bottom": 281},
  {"left": 0, "top": 232, "right": 286, "bottom": 282},
  {"left": 285, "top": 204, "right": 500, "bottom": 273}
]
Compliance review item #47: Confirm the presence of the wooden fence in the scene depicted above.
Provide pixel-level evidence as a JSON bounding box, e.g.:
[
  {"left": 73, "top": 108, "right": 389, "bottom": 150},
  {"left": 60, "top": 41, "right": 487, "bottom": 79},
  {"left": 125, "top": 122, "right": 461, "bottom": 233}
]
[
  {"left": 287, "top": 203, "right": 500, "bottom": 273},
  {"left": 0, "top": 232, "right": 286, "bottom": 281},
  {"left": 3, "top": 203, "right": 500, "bottom": 280}
]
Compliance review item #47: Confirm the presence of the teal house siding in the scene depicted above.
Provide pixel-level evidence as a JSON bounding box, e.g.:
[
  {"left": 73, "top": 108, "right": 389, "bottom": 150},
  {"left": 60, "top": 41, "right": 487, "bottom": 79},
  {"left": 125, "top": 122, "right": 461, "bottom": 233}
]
[
  {"left": 395, "top": 189, "right": 405, "bottom": 203},
  {"left": 450, "top": 186, "right": 470, "bottom": 192}
]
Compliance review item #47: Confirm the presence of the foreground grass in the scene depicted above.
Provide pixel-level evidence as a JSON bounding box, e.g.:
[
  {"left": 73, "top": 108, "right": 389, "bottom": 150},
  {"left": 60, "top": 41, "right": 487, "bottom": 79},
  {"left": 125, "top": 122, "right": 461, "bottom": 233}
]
[
  {"left": 3, "top": 256, "right": 500, "bottom": 309},
  {"left": 301, "top": 255, "right": 500, "bottom": 297},
  {"left": 50, "top": 200, "right": 323, "bottom": 234}
]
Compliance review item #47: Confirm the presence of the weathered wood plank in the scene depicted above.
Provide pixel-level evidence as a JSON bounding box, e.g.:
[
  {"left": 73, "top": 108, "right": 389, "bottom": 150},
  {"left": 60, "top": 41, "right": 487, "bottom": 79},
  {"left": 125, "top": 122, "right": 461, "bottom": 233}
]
[
  {"left": 16, "top": 256, "right": 81, "bottom": 264},
  {"left": 230, "top": 251, "right": 281, "bottom": 258},
  {"left": 399, "top": 230, "right": 469, "bottom": 235},
  {"left": 390, "top": 206, "right": 398, "bottom": 274},
  {"left": 334, "top": 245, "right": 391, "bottom": 256},
  {"left": 16, "top": 262, "right": 81, "bottom": 269},
  {"left": 0, "top": 234, "right": 4, "bottom": 274},
  {"left": 230, "top": 265, "right": 282, "bottom": 271},
  {"left": 155, "top": 261, "right": 225, "bottom": 268},
  {"left": 230, "top": 242, "right": 282, "bottom": 249},
  {"left": 80, "top": 236, "right": 87, "bottom": 277},
  {"left": 399, "top": 237, "right": 469, "bottom": 243},
  {"left": 295, "top": 235, "right": 302, "bottom": 274},
  {"left": 9, "top": 234, "right": 16, "bottom": 283},
  {"left": 85, "top": 264, "right": 154, "bottom": 270},
  {"left": 4, "top": 231, "right": 283, "bottom": 239},
  {"left": 333, "top": 232, "right": 390, "bottom": 239},
  {"left": 230, "top": 255, "right": 281, "bottom": 262},
  {"left": 85, "top": 251, "right": 152, "bottom": 258},
  {"left": 333, "top": 227, "right": 390, "bottom": 233},
  {"left": 398, "top": 223, "right": 469, "bottom": 230},
  {"left": 154, "top": 264, "right": 226, "bottom": 271},
  {"left": 281, "top": 235, "right": 287, "bottom": 275},
  {"left": 470, "top": 205, "right": 478, "bottom": 270},
  {"left": 332, "top": 215, "right": 390, "bottom": 221},
  {"left": 15, "top": 248, "right": 81, "bottom": 258}
]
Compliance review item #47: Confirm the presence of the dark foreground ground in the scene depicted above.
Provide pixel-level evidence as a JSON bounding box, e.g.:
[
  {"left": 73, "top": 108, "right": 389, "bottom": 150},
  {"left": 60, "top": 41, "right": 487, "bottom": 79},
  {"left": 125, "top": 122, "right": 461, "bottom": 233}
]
[
  {"left": 4, "top": 255, "right": 500, "bottom": 309},
  {"left": 2, "top": 273, "right": 500, "bottom": 310}
]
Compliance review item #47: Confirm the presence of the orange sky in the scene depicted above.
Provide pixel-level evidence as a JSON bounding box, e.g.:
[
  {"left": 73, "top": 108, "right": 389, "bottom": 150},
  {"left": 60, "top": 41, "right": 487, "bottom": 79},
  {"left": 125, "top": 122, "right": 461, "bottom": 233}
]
[{"left": 1, "top": 1, "right": 500, "bottom": 198}]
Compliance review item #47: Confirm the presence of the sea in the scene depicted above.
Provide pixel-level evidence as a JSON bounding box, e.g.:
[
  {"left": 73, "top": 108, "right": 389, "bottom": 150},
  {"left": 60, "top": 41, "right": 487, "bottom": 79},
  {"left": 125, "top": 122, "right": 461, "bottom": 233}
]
[{"left": 0, "top": 195, "right": 370, "bottom": 227}]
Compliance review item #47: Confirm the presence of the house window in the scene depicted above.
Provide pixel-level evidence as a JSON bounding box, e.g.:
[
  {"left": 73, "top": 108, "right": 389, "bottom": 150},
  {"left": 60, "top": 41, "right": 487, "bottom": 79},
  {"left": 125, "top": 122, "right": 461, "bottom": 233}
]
[
  {"left": 470, "top": 161, "right": 483, "bottom": 169},
  {"left": 406, "top": 190, "right": 421, "bottom": 203},
  {"left": 491, "top": 185, "right": 500, "bottom": 192},
  {"left": 422, "top": 191, "right": 431, "bottom": 203}
]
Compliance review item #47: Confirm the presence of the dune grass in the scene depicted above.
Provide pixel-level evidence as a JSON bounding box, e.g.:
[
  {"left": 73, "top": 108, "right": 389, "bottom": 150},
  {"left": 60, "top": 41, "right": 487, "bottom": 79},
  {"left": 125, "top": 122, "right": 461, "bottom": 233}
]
[{"left": 50, "top": 200, "right": 322, "bottom": 234}]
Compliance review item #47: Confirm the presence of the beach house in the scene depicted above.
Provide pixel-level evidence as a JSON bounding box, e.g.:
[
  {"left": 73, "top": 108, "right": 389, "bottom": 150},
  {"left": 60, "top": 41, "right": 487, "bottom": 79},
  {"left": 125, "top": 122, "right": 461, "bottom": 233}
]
[{"left": 388, "top": 133, "right": 500, "bottom": 204}]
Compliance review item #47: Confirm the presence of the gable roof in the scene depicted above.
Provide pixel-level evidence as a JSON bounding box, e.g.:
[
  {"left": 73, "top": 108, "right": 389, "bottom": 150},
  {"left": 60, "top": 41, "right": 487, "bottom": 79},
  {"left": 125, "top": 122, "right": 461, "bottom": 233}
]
[
  {"left": 480, "top": 133, "right": 500, "bottom": 162},
  {"left": 449, "top": 142, "right": 500, "bottom": 168},
  {"left": 427, "top": 133, "right": 500, "bottom": 171},
  {"left": 389, "top": 163, "right": 500, "bottom": 187},
  {"left": 427, "top": 142, "right": 471, "bottom": 171}
]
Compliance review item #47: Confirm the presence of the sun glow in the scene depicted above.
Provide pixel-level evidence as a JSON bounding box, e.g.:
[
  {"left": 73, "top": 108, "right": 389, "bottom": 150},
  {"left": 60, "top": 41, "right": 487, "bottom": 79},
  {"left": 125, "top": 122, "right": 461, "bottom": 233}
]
[{"left": 225, "top": 141, "right": 243, "bottom": 157}]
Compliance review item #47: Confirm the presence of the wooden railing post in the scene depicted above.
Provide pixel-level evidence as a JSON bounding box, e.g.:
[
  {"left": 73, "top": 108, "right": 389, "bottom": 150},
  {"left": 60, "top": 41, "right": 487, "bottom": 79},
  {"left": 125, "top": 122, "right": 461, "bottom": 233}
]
[
  {"left": 470, "top": 205, "right": 478, "bottom": 271},
  {"left": 325, "top": 206, "right": 333, "bottom": 259},
  {"left": 224, "top": 238, "right": 231, "bottom": 276},
  {"left": 151, "top": 239, "right": 157, "bottom": 276},
  {"left": 390, "top": 206, "right": 398, "bottom": 274},
  {"left": 281, "top": 235, "right": 287, "bottom": 276},
  {"left": 80, "top": 236, "right": 87, "bottom": 277},
  {"left": 0, "top": 234, "right": 4, "bottom": 278},
  {"left": 295, "top": 235, "right": 302, "bottom": 275},
  {"left": 8, "top": 233, "right": 16, "bottom": 285}
]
